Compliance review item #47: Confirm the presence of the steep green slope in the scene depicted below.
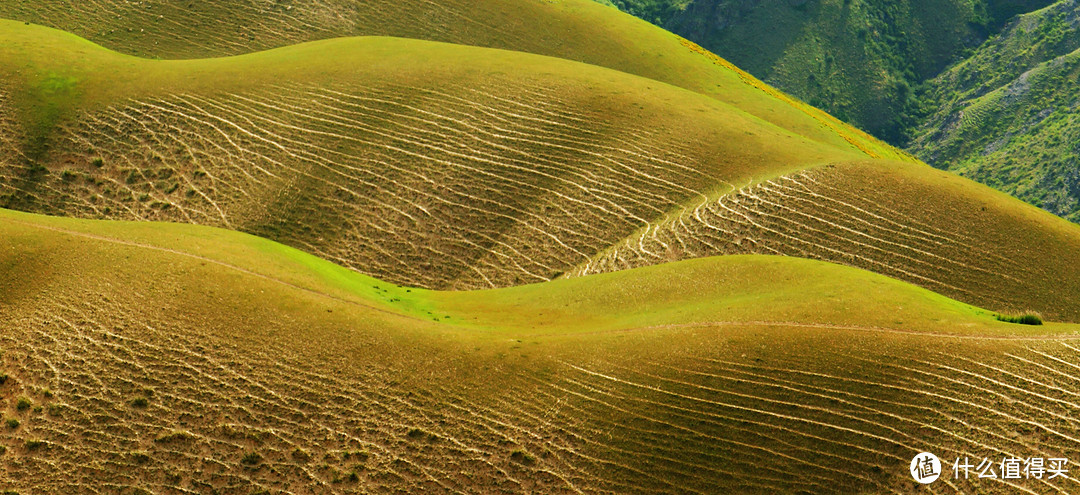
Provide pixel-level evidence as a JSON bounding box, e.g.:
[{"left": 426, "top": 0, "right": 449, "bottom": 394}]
[
  {"left": 0, "top": 1, "right": 905, "bottom": 160},
  {"left": 649, "top": 0, "right": 1053, "bottom": 143},
  {"left": 3, "top": 22, "right": 1080, "bottom": 321},
  {"left": 910, "top": 0, "right": 1080, "bottom": 222},
  {"left": 3, "top": 208, "right": 1080, "bottom": 493}
]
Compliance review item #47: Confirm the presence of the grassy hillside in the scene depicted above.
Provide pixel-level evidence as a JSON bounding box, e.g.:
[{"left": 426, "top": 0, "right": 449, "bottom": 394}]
[
  {"left": 3, "top": 208, "right": 1080, "bottom": 493},
  {"left": 0, "top": 0, "right": 905, "bottom": 161},
  {"left": 910, "top": 0, "right": 1080, "bottom": 223},
  {"left": 652, "top": 0, "right": 1054, "bottom": 144},
  {"left": 2, "top": 22, "right": 1080, "bottom": 321}
]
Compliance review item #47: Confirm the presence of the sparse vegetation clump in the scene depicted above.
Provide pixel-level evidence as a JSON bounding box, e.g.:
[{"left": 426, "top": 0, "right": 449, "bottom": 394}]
[
  {"left": 154, "top": 430, "right": 195, "bottom": 444},
  {"left": 996, "top": 313, "right": 1044, "bottom": 325},
  {"left": 240, "top": 451, "right": 262, "bottom": 465},
  {"left": 131, "top": 397, "right": 149, "bottom": 408},
  {"left": 0, "top": 374, "right": 7, "bottom": 385},
  {"left": 342, "top": 450, "right": 368, "bottom": 462},
  {"left": 24, "top": 439, "right": 45, "bottom": 450},
  {"left": 15, "top": 397, "right": 31, "bottom": 411},
  {"left": 509, "top": 449, "right": 536, "bottom": 465},
  {"left": 291, "top": 447, "right": 311, "bottom": 462},
  {"left": 5, "top": 418, "right": 18, "bottom": 429},
  {"left": 129, "top": 451, "right": 151, "bottom": 464},
  {"left": 407, "top": 427, "right": 438, "bottom": 441}
]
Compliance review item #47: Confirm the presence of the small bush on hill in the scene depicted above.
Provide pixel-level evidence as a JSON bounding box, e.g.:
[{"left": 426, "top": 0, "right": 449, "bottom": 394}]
[
  {"left": 996, "top": 313, "right": 1043, "bottom": 325},
  {"left": 15, "top": 397, "right": 31, "bottom": 411}
]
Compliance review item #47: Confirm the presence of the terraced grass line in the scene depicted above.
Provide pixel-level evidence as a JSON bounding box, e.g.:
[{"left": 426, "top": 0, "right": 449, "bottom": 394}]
[
  {"left": 569, "top": 162, "right": 1080, "bottom": 321},
  {"left": 18, "top": 76, "right": 770, "bottom": 289}
]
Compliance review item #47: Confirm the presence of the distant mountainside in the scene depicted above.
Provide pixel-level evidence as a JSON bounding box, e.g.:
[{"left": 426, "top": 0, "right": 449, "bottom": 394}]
[
  {"left": 600, "top": 0, "right": 1080, "bottom": 225},
  {"left": 910, "top": 0, "right": 1080, "bottom": 222},
  {"left": 599, "top": 0, "right": 1053, "bottom": 143}
]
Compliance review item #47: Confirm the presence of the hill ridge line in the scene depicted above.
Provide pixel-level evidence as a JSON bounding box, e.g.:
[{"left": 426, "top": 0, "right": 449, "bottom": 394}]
[
  {"left": 537, "top": 320, "right": 1080, "bottom": 341},
  {"left": 3, "top": 215, "right": 426, "bottom": 323}
]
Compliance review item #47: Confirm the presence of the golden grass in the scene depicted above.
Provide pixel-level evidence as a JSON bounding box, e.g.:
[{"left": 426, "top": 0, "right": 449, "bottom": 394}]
[{"left": 1, "top": 210, "right": 1079, "bottom": 493}]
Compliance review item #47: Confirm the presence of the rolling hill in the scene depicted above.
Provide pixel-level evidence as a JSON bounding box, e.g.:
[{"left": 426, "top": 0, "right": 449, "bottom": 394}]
[
  {"left": 0, "top": 0, "right": 902, "bottom": 162},
  {"left": 3, "top": 2, "right": 1080, "bottom": 493},
  {"left": 1, "top": 22, "right": 1080, "bottom": 321},
  {"left": 3, "top": 209, "right": 1080, "bottom": 493}
]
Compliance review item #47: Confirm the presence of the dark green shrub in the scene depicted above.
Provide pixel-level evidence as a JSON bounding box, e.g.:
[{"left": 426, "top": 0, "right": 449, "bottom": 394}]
[
  {"left": 240, "top": 452, "right": 262, "bottom": 465},
  {"left": 6, "top": 418, "right": 18, "bottom": 429},
  {"left": 996, "top": 313, "right": 1044, "bottom": 325},
  {"left": 131, "top": 397, "right": 149, "bottom": 408},
  {"left": 91, "top": 158, "right": 104, "bottom": 168},
  {"left": 15, "top": 397, "right": 31, "bottom": 411}
]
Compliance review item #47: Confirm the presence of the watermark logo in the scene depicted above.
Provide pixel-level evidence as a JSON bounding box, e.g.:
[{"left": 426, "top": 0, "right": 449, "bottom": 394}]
[{"left": 911, "top": 452, "right": 942, "bottom": 484}]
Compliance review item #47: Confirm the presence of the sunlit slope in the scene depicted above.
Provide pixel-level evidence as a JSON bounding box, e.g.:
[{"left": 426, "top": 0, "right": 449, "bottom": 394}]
[
  {"left": 2, "top": 210, "right": 1080, "bottom": 494},
  {"left": 2, "top": 23, "right": 1080, "bottom": 321},
  {"left": 568, "top": 159, "right": 1080, "bottom": 322},
  {"left": 0, "top": 23, "right": 860, "bottom": 290},
  {"left": 0, "top": 2, "right": 905, "bottom": 160}
]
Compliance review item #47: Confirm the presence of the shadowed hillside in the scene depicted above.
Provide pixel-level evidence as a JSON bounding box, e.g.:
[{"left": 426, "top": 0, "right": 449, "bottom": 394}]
[
  {"left": 2, "top": 209, "right": 1080, "bottom": 493},
  {"left": 2, "top": 23, "right": 1080, "bottom": 321},
  {"left": 607, "top": 0, "right": 1054, "bottom": 143}
]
